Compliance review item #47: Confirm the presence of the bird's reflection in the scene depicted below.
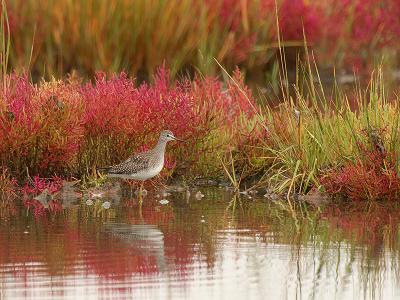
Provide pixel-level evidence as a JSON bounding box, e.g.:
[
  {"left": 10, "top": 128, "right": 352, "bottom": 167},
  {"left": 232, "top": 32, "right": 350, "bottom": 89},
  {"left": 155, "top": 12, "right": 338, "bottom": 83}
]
[{"left": 101, "top": 222, "right": 167, "bottom": 272}]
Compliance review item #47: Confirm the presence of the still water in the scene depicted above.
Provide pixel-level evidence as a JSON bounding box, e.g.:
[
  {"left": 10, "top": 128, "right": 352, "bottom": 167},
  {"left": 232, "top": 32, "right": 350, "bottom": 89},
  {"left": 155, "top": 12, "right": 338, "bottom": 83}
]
[{"left": 1, "top": 187, "right": 400, "bottom": 300}]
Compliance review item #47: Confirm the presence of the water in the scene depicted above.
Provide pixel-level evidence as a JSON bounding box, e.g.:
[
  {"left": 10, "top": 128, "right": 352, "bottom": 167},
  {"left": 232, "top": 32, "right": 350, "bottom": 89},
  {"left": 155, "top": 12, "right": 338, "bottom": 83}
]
[{"left": 1, "top": 187, "right": 400, "bottom": 300}]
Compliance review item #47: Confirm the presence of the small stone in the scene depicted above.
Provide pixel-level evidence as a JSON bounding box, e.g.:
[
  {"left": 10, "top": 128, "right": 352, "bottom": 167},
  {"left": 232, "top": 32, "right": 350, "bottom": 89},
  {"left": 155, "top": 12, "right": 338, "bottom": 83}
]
[
  {"left": 175, "top": 186, "right": 186, "bottom": 192},
  {"left": 195, "top": 191, "right": 204, "bottom": 200},
  {"left": 90, "top": 191, "right": 104, "bottom": 198},
  {"left": 200, "top": 219, "right": 206, "bottom": 223},
  {"left": 269, "top": 194, "right": 279, "bottom": 201},
  {"left": 102, "top": 201, "right": 111, "bottom": 209},
  {"left": 86, "top": 199, "right": 94, "bottom": 206},
  {"left": 159, "top": 199, "right": 169, "bottom": 205}
]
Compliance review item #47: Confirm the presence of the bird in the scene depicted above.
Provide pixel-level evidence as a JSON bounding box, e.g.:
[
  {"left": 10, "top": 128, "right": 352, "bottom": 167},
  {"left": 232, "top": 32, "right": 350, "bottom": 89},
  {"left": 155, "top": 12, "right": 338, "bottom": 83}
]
[{"left": 98, "top": 130, "right": 182, "bottom": 196}]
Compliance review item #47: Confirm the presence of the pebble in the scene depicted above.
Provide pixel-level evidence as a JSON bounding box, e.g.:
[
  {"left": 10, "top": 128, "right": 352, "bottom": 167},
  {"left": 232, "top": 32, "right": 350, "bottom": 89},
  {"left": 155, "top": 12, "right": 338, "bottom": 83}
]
[
  {"left": 159, "top": 199, "right": 169, "bottom": 205},
  {"left": 90, "top": 191, "right": 104, "bottom": 198},
  {"left": 102, "top": 201, "right": 111, "bottom": 209},
  {"left": 195, "top": 191, "right": 205, "bottom": 200}
]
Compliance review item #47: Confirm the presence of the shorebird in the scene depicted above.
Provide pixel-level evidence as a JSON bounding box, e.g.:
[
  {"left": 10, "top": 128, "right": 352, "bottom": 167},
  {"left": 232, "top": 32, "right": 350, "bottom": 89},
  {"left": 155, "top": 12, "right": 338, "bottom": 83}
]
[{"left": 98, "top": 130, "right": 182, "bottom": 196}]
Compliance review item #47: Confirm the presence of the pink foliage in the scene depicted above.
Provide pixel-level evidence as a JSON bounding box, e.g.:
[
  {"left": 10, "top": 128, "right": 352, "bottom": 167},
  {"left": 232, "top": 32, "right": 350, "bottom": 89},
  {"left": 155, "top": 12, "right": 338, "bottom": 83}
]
[
  {"left": 82, "top": 68, "right": 199, "bottom": 140},
  {"left": 317, "top": 0, "right": 400, "bottom": 70},
  {"left": 206, "top": 0, "right": 400, "bottom": 70},
  {"left": 278, "top": 0, "right": 321, "bottom": 43},
  {"left": 192, "top": 68, "right": 254, "bottom": 127},
  {"left": 0, "top": 66, "right": 256, "bottom": 179},
  {"left": 0, "top": 75, "right": 84, "bottom": 175},
  {"left": 22, "top": 175, "right": 63, "bottom": 196},
  {"left": 321, "top": 139, "right": 400, "bottom": 201}
]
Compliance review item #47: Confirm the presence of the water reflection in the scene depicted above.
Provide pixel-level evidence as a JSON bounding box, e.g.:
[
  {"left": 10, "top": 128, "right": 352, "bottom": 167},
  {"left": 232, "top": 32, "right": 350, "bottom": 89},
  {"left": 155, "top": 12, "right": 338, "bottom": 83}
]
[
  {"left": 102, "top": 223, "right": 166, "bottom": 272},
  {"left": 0, "top": 189, "right": 400, "bottom": 299}
]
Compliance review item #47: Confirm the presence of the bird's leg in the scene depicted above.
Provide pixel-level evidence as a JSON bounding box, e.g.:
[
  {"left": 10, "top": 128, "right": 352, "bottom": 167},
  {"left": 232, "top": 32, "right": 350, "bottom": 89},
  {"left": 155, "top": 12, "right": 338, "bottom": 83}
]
[
  {"left": 138, "top": 196, "right": 144, "bottom": 223},
  {"left": 130, "top": 181, "right": 134, "bottom": 196},
  {"left": 138, "top": 182, "right": 144, "bottom": 203}
]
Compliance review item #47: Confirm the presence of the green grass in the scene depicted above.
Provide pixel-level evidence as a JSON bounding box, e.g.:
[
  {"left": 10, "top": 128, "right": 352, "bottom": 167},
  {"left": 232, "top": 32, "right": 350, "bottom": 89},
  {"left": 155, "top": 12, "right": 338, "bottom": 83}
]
[
  {"left": 226, "top": 59, "right": 400, "bottom": 200},
  {"left": 8, "top": 0, "right": 275, "bottom": 79}
]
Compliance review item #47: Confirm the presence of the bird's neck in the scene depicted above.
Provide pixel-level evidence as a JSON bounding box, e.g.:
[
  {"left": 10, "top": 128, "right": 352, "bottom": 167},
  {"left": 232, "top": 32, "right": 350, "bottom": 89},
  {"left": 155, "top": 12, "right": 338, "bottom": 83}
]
[{"left": 154, "top": 139, "right": 167, "bottom": 154}]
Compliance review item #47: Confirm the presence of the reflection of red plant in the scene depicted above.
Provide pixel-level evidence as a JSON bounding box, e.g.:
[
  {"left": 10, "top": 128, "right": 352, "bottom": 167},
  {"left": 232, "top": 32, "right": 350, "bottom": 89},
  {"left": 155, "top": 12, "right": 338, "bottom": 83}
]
[
  {"left": 0, "top": 168, "right": 18, "bottom": 217},
  {"left": 22, "top": 175, "right": 63, "bottom": 195},
  {"left": 320, "top": 202, "right": 400, "bottom": 251},
  {"left": 0, "top": 168, "right": 18, "bottom": 197},
  {"left": 22, "top": 199, "right": 46, "bottom": 217},
  {"left": 23, "top": 198, "right": 63, "bottom": 218},
  {"left": 22, "top": 175, "right": 64, "bottom": 217}
]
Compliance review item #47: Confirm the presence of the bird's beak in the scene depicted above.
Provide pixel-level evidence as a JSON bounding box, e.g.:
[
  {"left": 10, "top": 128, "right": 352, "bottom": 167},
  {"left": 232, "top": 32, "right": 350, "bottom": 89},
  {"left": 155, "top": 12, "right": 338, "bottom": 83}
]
[{"left": 172, "top": 136, "right": 185, "bottom": 142}]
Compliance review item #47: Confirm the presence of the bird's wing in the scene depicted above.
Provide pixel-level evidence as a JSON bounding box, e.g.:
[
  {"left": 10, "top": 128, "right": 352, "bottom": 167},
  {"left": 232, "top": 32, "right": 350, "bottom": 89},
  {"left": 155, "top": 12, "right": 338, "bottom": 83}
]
[{"left": 107, "top": 152, "right": 151, "bottom": 175}]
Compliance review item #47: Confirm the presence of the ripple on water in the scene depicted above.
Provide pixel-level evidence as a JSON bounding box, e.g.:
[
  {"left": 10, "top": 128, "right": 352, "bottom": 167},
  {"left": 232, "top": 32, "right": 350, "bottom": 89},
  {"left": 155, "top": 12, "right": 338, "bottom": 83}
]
[{"left": 1, "top": 189, "right": 400, "bottom": 299}]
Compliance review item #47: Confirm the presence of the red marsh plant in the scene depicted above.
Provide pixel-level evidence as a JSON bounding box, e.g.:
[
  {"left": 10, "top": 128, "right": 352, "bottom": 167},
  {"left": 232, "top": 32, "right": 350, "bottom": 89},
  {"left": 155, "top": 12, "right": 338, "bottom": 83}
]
[
  {"left": 0, "top": 74, "right": 84, "bottom": 178},
  {"left": 278, "top": 0, "right": 321, "bottom": 44},
  {"left": 10, "top": 0, "right": 398, "bottom": 79},
  {"left": 189, "top": 68, "right": 259, "bottom": 177},
  {"left": 0, "top": 66, "right": 256, "bottom": 181},
  {"left": 316, "top": 0, "right": 400, "bottom": 72},
  {"left": 80, "top": 66, "right": 255, "bottom": 179},
  {"left": 321, "top": 129, "right": 400, "bottom": 201},
  {"left": 7, "top": 0, "right": 276, "bottom": 78},
  {"left": 79, "top": 68, "right": 207, "bottom": 178}
]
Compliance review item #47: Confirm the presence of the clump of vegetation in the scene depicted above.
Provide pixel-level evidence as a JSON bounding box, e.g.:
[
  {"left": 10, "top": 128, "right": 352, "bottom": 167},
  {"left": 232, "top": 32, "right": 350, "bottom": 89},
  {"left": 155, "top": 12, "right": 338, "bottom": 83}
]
[
  {"left": 0, "top": 67, "right": 256, "bottom": 182},
  {"left": 6, "top": 0, "right": 399, "bottom": 79},
  {"left": 1, "top": 0, "right": 400, "bottom": 205},
  {"left": 0, "top": 75, "right": 84, "bottom": 178},
  {"left": 249, "top": 61, "right": 400, "bottom": 202},
  {"left": 322, "top": 130, "right": 400, "bottom": 201},
  {"left": 2, "top": 57, "right": 400, "bottom": 204},
  {"left": 0, "top": 168, "right": 18, "bottom": 218}
]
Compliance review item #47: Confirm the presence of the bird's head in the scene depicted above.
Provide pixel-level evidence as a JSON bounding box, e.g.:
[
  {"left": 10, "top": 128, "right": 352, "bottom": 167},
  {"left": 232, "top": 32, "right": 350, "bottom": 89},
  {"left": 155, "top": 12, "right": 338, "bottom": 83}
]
[{"left": 159, "top": 130, "right": 183, "bottom": 142}]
